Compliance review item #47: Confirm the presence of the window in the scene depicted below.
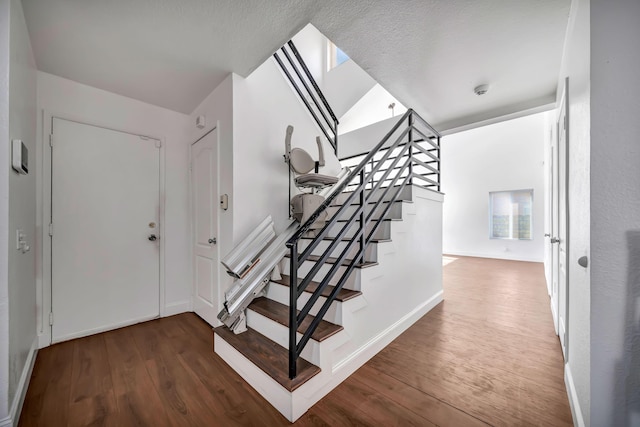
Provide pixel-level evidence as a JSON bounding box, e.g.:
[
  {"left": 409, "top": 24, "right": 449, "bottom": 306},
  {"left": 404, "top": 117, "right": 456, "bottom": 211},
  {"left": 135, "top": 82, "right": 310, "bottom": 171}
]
[
  {"left": 489, "top": 190, "right": 533, "bottom": 240},
  {"left": 327, "top": 41, "right": 349, "bottom": 70}
]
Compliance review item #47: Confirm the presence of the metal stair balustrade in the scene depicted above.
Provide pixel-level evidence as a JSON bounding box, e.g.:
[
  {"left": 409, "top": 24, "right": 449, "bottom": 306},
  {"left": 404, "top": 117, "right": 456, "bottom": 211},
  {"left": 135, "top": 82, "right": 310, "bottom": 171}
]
[
  {"left": 285, "top": 109, "right": 441, "bottom": 378},
  {"left": 273, "top": 40, "right": 339, "bottom": 155}
]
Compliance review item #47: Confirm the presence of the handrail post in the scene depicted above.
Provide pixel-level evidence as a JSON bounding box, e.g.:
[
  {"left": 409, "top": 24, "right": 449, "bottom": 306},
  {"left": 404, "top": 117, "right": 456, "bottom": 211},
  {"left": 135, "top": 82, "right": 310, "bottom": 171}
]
[
  {"left": 358, "top": 169, "right": 366, "bottom": 263},
  {"left": 408, "top": 112, "right": 414, "bottom": 185},
  {"left": 370, "top": 157, "right": 375, "bottom": 190},
  {"left": 289, "top": 243, "right": 299, "bottom": 379},
  {"left": 437, "top": 135, "right": 441, "bottom": 192},
  {"left": 334, "top": 120, "right": 339, "bottom": 156}
]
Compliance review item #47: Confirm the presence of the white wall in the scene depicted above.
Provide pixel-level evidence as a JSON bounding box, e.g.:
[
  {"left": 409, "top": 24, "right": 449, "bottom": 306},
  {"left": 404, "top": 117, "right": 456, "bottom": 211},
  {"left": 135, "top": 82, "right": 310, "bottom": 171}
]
[
  {"left": 291, "top": 24, "right": 377, "bottom": 121},
  {"left": 339, "top": 84, "right": 406, "bottom": 135},
  {"left": 0, "top": 0, "right": 10, "bottom": 419},
  {"left": 590, "top": 1, "right": 640, "bottom": 425},
  {"left": 441, "top": 112, "right": 547, "bottom": 262},
  {"left": 36, "top": 72, "right": 192, "bottom": 343},
  {"left": 232, "top": 57, "right": 341, "bottom": 240},
  {"left": 7, "top": 0, "right": 37, "bottom": 419},
  {"left": 555, "top": 0, "right": 591, "bottom": 425}
]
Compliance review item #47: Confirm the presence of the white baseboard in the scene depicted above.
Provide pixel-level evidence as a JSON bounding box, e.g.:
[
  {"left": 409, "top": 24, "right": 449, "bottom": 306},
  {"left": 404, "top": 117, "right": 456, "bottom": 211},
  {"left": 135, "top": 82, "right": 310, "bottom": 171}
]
[
  {"left": 0, "top": 338, "right": 38, "bottom": 427},
  {"left": 333, "top": 290, "right": 443, "bottom": 372},
  {"left": 565, "top": 363, "right": 585, "bottom": 427},
  {"left": 443, "top": 251, "right": 543, "bottom": 263},
  {"left": 52, "top": 313, "right": 159, "bottom": 343},
  {"left": 162, "top": 300, "right": 191, "bottom": 317}
]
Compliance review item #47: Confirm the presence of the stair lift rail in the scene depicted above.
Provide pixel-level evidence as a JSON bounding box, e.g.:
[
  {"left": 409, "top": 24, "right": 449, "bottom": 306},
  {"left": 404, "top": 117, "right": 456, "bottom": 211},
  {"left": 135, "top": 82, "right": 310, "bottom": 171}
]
[
  {"left": 274, "top": 40, "right": 339, "bottom": 155},
  {"left": 285, "top": 109, "right": 441, "bottom": 378}
]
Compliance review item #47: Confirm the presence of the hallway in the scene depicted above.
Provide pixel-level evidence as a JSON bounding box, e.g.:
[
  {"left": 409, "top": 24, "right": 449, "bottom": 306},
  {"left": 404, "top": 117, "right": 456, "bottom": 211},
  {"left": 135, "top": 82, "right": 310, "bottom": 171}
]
[{"left": 19, "top": 256, "right": 572, "bottom": 426}]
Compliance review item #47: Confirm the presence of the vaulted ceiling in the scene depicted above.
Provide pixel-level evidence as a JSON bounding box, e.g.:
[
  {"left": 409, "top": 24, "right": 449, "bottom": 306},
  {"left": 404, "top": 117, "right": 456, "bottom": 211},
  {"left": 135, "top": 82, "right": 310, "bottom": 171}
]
[{"left": 21, "top": 0, "right": 571, "bottom": 131}]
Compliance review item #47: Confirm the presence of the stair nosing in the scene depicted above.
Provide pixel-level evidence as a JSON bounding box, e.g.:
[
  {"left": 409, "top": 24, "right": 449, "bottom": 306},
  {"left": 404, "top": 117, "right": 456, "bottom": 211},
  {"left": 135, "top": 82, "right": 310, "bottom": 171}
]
[
  {"left": 329, "top": 199, "right": 413, "bottom": 208},
  {"left": 284, "top": 253, "right": 378, "bottom": 268},
  {"left": 299, "top": 236, "right": 391, "bottom": 243}
]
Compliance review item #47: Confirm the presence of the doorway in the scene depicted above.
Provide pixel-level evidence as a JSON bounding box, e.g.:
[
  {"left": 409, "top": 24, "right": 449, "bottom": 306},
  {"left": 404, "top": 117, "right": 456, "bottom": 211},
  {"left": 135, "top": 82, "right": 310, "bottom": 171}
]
[
  {"left": 50, "top": 118, "right": 161, "bottom": 343},
  {"left": 191, "top": 129, "right": 220, "bottom": 326}
]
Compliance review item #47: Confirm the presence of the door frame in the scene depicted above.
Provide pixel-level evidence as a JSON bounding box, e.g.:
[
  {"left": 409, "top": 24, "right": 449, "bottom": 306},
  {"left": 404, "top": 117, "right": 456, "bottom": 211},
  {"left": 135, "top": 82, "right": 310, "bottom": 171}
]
[
  {"left": 39, "top": 111, "right": 166, "bottom": 348},
  {"left": 189, "top": 127, "right": 222, "bottom": 326},
  {"left": 553, "top": 78, "right": 570, "bottom": 359}
]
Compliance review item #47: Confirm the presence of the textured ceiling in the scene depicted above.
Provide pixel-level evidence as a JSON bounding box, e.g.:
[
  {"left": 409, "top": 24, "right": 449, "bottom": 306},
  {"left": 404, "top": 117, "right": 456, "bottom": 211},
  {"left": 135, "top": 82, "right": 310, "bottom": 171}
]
[{"left": 21, "top": 0, "right": 571, "bottom": 131}]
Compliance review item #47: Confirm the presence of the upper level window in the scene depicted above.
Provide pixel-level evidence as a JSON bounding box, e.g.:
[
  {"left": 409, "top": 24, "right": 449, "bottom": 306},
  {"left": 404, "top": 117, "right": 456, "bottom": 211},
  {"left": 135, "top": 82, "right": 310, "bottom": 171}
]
[
  {"left": 489, "top": 190, "right": 533, "bottom": 240},
  {"left": 328, "top": 41, "right": 349, "bottom": 70}
]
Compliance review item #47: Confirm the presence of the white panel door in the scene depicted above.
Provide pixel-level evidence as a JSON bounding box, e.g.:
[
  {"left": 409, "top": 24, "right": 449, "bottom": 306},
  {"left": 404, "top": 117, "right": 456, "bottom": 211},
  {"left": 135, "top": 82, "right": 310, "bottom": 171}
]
[
  {"left": 557, "top": 91, "right": 569, "bottom": 360},
  {"left": 550, "top": 137, "right": 559, "bottom": 333},
  {"left": 51, "top": 118, "right": 160, "bottom": 342},
  {"left": 191, "top": 130, "right": 219, "bottom": 326}
]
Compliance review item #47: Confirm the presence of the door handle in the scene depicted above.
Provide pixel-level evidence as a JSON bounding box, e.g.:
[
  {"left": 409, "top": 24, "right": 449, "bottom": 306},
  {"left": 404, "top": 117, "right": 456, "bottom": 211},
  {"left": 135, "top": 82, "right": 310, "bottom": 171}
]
[
  {"left": 208, "top": 238, "right": 217, "bottom": 245},
  {"left": 544, "top": 233, "right": 550, "bottom": 237},
  {"left": 550, "top": 237, "right": 561, "bottom": 244},
  {"left": 148, "top": 234, "right": 157, "bottom": 241}
]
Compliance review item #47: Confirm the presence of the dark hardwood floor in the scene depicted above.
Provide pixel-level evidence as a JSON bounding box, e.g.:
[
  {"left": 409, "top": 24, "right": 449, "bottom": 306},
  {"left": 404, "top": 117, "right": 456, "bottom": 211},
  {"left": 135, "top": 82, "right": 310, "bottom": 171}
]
[{"left": 19, "top": 256, "right": 572, "bottom": 426}]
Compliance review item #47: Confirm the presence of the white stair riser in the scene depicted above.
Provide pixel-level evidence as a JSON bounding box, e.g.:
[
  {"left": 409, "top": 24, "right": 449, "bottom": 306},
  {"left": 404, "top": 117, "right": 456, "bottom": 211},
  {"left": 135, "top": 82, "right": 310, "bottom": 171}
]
[
  {"left": 281, "top": 258, "right": 362, "bottom": 291},
  {"left": 324, "top": 220, "right": 391, "bottom": 240},
  {"left": 245, "top": 309, "right": 330, "bottom": 368},
  {"left": 326, "top": 201, "right": 403, "bottom": 221},
  {"left": 266, "top": 281, "right": 343, "bottom": 325},
  {"left": 298, "top": 239, "right": 377, "bottom": 263},
  {"left": 333, "top": 185, "right": 413, "bottom": 205}
]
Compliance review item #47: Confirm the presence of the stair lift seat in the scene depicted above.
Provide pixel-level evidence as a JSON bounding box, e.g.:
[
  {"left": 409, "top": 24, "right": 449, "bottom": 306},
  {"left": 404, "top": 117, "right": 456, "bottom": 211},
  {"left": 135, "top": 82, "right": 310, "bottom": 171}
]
[{"left": 285, "top": 126, "right": 339, "bottom": 231}]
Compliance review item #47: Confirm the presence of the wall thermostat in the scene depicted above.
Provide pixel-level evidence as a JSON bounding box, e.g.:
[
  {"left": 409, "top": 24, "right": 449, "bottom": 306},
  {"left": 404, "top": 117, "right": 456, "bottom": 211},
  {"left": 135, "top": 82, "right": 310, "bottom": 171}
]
[{"left": 12, "top": 139, "right": 28, "bottom": 175}]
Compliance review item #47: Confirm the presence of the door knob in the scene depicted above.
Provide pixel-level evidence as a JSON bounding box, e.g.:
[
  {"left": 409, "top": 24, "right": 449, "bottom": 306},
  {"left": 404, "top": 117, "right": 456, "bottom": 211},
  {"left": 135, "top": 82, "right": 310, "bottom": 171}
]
[
  {"left": 208, "top": 238, "right": 217, "bottom": 245},
  {"left": 544, "top": 233, "right": 550, "bottom": 237},
  {"left": 550, "top": 237, "right": 560, "bottom": 244},
  {"left": 148, "top": 234, "right": 157, "bottom": 241}
]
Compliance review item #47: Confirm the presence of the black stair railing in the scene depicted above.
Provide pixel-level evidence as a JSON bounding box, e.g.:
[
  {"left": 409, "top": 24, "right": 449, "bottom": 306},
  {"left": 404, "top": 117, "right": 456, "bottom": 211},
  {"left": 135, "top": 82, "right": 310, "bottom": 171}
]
[
  {"left": 285, "top": 109, "right": 441, "bottom": 378},
  {"left": 274, "top": 40, "right": 339, "bottom": 155}
]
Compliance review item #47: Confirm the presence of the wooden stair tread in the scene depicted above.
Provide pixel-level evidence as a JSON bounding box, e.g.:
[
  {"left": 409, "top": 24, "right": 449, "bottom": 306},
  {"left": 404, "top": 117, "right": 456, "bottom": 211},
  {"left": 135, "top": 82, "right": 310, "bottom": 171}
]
[
  {"left": 248, "top": 297, "right": 343, "bottom": 342},
  {"left": 272, "top": 274, "right": 362, "bottom": 302},
  {"left": 299, "top": 236, "right": 391, "bottom": 243},
  {"left": 214, "top": 326, "right": 320, "bottom": 391},
  {"left": 329, "top": 199, "right": 412, "bottom": 208},
  {"left": 285, "top": 253, "right": 378, "bottom": 268}
]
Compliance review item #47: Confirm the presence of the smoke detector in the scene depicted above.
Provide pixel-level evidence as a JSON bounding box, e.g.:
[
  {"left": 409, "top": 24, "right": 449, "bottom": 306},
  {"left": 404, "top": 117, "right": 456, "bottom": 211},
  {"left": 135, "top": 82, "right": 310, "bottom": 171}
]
[{"left": 474, "top": 84, "right": 490, "bottom": 96}]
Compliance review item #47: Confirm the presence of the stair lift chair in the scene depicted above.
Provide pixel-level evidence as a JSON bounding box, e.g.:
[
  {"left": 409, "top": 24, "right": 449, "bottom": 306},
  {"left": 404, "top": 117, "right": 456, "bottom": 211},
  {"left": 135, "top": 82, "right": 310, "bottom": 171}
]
[{"left": 284, "top": 125, "right": 339, "bottom": 233}]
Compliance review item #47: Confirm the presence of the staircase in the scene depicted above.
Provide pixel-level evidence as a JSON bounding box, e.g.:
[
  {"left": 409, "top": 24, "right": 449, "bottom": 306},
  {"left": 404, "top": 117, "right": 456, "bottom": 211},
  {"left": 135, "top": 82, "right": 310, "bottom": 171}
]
[
  {"left": 213, "top": 110, "right": 444, "bottom": 421},
  {"left": 213, "top": 39, "right": 444, "bottom": 422}
]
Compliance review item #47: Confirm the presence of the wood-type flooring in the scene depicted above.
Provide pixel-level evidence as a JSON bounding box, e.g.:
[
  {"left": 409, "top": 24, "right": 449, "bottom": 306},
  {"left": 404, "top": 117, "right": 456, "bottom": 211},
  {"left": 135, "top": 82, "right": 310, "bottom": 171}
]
[{"left": 19, "top": 256, "right": 572, "bottom": 426}]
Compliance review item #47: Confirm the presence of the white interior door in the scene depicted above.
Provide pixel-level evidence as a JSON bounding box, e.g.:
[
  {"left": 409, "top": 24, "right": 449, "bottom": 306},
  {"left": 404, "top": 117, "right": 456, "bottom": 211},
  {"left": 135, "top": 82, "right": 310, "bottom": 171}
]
[
  {"left": 191, "top": 129, "right": 219, "bottom": 326},
  {"left": 51, "top": 118, "right": 160, "bottom": 342},
  {"left": 555, "top": 82, "right": 569, "bottom": 360},
  {"left": 550, "top": 136, "right": 559, "bottom": 333}
]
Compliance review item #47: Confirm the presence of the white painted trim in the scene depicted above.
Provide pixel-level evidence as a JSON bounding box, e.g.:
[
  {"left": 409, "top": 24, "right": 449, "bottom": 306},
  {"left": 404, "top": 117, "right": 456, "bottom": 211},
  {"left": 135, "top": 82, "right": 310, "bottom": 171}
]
[
  {"left": 51, "top": 313, "right": 159, "bottom": 344},
  {"left": 443, "top": 251, "right": 543, "bottom": 263},
  {"left": 162, "top": 301, "right": 191, "bottom": 317},
  {"left": 40, "top": 110, "right": 166, "bottom": 346},
  {"left": 3, "top": 338, "right": 38, "bottom": 427},
  {"left": 550, "top": 299, "right": 559, "bottom": 335},
  {"left": 333, "top": 290, "right": 443, "bottom": 372},
  {"left": 565, "top": 363, "right": 585, "bottom": 427},
  {"left": 158, "top": 136, "right": 167, "bottom": 317}
]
